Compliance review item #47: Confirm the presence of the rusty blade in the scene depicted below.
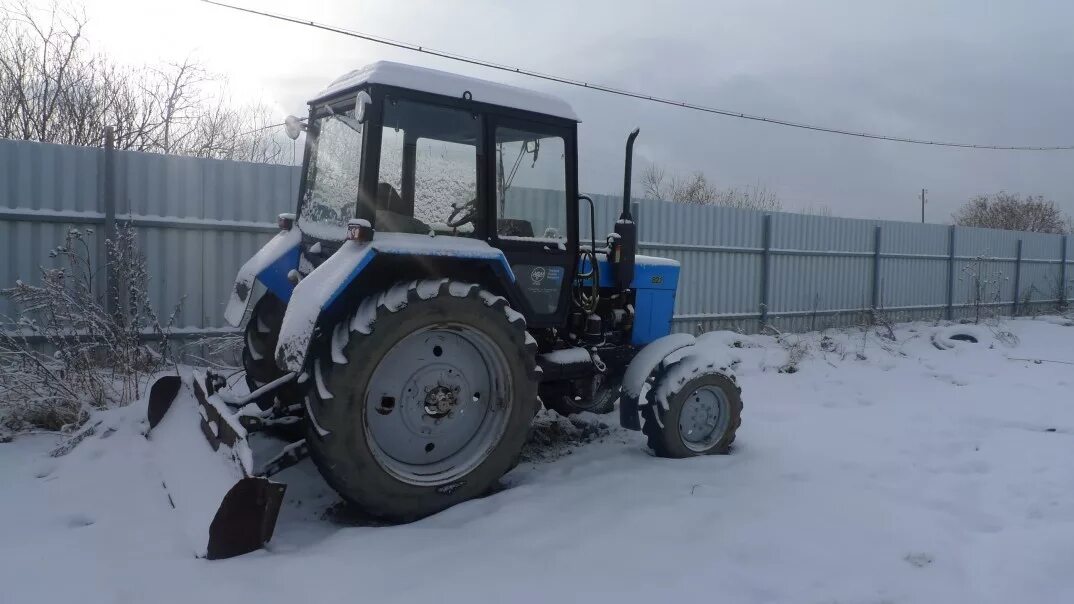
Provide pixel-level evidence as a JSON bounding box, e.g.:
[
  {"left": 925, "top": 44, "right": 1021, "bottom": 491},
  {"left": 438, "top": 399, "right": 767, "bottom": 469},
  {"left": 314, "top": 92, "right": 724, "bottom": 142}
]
[
  {"left": 147, "top": 374, "right": 183, "bottom": 429},
  {"left": 206, "top": 477, "right": 287, "bottom": 560}
]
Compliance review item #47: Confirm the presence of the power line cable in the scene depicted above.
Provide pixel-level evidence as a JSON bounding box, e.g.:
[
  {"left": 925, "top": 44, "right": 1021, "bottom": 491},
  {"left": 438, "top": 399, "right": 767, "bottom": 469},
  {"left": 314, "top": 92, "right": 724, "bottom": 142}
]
[{"left": 202, "top": 0, "right": 1074, "bottom": 151}]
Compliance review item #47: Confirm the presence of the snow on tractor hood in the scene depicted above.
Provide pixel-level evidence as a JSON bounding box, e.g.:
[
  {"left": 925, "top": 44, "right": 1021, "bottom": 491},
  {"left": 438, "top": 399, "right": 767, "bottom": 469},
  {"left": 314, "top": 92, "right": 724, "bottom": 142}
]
[{"left": 274, "top": 232, "right": 514, "bottom": 373}]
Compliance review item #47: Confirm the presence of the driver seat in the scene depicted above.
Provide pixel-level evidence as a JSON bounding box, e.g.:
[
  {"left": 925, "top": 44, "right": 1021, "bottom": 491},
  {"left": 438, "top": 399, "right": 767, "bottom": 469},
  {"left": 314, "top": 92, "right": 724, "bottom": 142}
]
[{"left": 376, "top": 182, "right": 429, "bottom": 234}]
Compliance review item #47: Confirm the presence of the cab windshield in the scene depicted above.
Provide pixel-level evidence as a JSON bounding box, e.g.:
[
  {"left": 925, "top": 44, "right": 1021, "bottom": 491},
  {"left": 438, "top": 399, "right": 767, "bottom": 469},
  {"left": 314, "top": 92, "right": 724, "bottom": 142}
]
[{"left": 297, "top": 105, "right": 364, "bottom": 240}]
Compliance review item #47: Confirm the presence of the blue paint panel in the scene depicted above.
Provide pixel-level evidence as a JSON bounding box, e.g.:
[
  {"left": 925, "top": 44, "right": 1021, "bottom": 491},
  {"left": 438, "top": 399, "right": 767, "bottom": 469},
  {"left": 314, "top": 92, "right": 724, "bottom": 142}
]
[
  {"left": 256, "top": 246, "right": 300, "bottom": 301},
  {"left": 631, "top": 261, "right": 679, "bottom": 345},
  {"left": 632, "top": 288, "right": 677, "bottom": 345},
  {"left": 632, "top": 262, "right": 679, "bottom": 291},
  {"left": 580, "top": 256, "right": 679, "bottom": 291},
  {"left": 324, "top": 248, "right": 377, "bottom": 310}
]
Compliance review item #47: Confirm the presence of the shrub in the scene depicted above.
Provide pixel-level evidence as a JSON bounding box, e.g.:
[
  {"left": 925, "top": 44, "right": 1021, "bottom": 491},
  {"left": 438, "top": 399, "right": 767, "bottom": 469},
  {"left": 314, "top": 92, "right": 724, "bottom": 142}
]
[{"left": 0, "top": 224, "right": 180, "bottom": 432}]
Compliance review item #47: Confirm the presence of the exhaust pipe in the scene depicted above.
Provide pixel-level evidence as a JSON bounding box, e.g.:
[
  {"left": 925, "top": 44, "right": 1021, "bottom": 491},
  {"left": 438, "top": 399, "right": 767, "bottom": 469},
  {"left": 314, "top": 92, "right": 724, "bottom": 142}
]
[
  {"left": 621, "top": 128, "right": 640, "bottom": 221},
  {"left": 613, "top": 128, "right": 640, "bottom": 290}
]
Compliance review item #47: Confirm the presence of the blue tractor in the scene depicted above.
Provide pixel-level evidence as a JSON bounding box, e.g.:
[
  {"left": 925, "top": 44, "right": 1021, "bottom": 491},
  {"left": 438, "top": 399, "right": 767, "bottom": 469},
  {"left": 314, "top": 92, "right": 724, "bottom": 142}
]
[{"left": 148, "top": 61, "right": 742, "bottom": 558}]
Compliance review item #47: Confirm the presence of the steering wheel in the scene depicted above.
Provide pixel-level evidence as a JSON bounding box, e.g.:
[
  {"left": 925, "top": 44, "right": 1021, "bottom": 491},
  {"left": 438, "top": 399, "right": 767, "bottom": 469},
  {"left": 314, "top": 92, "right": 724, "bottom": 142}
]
[{"left": 446, "top": 198, "right": 477, "bottom": 228}]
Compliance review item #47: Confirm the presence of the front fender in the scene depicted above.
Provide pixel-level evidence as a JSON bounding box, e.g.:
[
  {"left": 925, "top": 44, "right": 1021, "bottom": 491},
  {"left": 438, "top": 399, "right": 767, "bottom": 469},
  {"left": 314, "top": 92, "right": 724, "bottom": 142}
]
[
  {"left": 619, "top": 332, "right": 696, "bottom": 430},
  {"left": 223, "top": 228, "right": 302, "bottom": 327},
  {"left": 273, "top": 233, "right": 515, "bottom": 373}
]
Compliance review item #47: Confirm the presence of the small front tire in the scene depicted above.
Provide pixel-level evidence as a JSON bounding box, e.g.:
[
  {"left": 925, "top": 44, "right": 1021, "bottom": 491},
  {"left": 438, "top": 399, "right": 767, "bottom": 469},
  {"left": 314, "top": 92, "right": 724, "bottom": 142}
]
[
  {"left": 641, "top": 355, "right": 742, "bottom": 458},
  {"left": 242, "top": 293, "right": 303, "bottom": 408}
]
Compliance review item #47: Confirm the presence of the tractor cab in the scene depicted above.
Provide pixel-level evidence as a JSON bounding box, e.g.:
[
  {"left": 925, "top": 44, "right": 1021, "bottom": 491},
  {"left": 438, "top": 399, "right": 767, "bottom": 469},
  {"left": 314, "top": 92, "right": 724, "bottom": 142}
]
[{"left": 293, "top": 61, "right": 581, "bottom": 327}]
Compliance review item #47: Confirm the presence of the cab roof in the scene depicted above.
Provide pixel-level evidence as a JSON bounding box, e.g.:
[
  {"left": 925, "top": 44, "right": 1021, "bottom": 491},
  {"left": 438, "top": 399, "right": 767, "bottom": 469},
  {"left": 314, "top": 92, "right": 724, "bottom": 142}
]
[{"left": 312, "top": 61, "right": 579, "bottom": 122}]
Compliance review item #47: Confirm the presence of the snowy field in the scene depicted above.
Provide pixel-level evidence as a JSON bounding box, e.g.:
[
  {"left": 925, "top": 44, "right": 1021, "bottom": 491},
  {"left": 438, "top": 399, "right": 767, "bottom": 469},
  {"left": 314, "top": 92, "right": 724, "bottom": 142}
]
[{"left": 2, "top": 317, "right": 1073, "bottom": 604}]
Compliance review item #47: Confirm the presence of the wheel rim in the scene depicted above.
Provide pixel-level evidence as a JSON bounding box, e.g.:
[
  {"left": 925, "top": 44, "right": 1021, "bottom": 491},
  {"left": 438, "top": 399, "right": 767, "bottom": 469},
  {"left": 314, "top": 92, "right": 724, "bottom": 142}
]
[
  {"left": 677, "top": 385, "right": 731, "bottom": 452},
  {"left": 363, "top": 323, "right": 512, "bottom": 486}
]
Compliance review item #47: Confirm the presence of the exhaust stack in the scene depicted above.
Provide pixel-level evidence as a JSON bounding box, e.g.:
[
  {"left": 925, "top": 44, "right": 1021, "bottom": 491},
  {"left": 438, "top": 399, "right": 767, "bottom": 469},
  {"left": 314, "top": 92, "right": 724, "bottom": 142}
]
[{"left": 613, "top": 128, "right": 640, "bottom": 291}]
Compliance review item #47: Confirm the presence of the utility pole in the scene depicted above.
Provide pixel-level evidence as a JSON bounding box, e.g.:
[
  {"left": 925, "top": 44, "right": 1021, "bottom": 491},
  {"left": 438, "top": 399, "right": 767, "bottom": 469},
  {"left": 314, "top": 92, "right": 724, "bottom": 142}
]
[{"left": 920, "top": 188, "right": 927, "bottom": 223}]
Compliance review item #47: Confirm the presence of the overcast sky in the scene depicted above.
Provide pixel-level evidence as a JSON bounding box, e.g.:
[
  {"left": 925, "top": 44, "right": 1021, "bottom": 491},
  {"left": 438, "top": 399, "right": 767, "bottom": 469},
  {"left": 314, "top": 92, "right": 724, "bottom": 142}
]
[{"left": 79, "top": 0, "right": 1074, "bottom": 222}]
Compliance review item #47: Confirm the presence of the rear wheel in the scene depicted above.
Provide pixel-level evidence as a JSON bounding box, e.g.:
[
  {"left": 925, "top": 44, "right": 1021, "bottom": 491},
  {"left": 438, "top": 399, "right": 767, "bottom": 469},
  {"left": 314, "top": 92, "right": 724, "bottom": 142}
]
[
  {"left": 641, "top": 355, "right": 742, "bottom": 458},
  {"left": 306, "top": 280, "right": 539, "bottom": 521}
]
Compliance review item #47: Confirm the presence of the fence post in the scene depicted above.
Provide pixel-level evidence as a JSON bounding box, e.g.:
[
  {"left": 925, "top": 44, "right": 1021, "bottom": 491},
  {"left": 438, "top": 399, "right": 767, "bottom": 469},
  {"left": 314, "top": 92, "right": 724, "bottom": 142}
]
[
  {"left": 1062, "top": 235, "right": 1069, "bottom": 310},
  {"left": 759, "top": 213, "right": 772, "bottom": 328},
  {"left": 945, "top": 225, "right": 956, "bottom": 321},
  {"left": 870, "top": 225, "right": 882, "bottom": 317},
  {"left": 100, "top": 126, "right": 117, "bottom": 314},
  {"left": 1012, "top": 239, "right": 1023, "bottom": 316}
]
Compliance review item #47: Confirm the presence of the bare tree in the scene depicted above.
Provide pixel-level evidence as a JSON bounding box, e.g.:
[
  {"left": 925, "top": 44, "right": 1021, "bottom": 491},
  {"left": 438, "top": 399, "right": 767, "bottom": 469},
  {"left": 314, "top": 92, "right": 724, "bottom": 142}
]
[
  {"left": 0, "top": 0, "right": 290, "bottom": 163},
  {"left": 641, "top": 162, "right": 783, "bottom": 211},
  {"left": 800, "top": 203, "right": 834, "bottom": 217},
  {"left": 953, "top": 192, "right": 1070, "bottom": 234}
]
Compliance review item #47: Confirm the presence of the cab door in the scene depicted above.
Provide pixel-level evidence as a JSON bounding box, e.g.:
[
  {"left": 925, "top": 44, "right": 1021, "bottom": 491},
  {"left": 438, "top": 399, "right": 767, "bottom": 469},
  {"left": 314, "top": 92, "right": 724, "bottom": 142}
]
[{"left": 487, "top": 116, "right": 578, "bottom": 328}]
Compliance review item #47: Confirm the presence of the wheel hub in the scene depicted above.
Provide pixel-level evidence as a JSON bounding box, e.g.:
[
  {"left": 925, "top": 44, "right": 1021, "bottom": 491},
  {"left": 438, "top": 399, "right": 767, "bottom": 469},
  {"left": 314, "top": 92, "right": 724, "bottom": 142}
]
[
  {"left": 678, "top": 385, "right": 731, "bottom": 452},
  {"left": 424, "top": 384, "right": 460, "bottom": 417}
]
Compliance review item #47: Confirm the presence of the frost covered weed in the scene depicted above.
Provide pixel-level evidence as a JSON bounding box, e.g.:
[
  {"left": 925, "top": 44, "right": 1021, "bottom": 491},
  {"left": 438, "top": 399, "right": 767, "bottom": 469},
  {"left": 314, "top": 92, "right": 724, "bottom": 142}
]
[
  {"left": 778, "top": 335, "right": 809, "bottom": 373},
  {"left": 179, "top": 332, "right": 244, "bottom": 371},
  {"left": 959, "top": 256, "right": 1007, "bottom": 324},
  {"left": 0, "top": 225, "right": 181, "bottom": 433}
]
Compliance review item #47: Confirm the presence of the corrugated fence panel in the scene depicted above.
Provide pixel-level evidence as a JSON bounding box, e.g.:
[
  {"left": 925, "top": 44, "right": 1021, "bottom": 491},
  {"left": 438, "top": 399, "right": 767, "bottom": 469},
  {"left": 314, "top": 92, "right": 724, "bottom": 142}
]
[
  {"left": 2, "top": 138, "right": 1071, "bottom": 344},
  {"left": 876, "top": 220, "right": 950, "bottom": 321},
  {"left": 770, "top": 213, "right": 875, "bottom": 326},
  {"left": 0, "top": 141, "right": 104, "bottom": 320},
  {"left": 635, "top": 201, "right": 766, "bottom": 333},
  {"left": 1, "top": 140, "right": 299, "bottom": 339},
  {"left": 114, "top": 151, "right": 299, "bottom": 331},
  {"left": 951, "top": 226, "right": 1021, "bottom": 319}
]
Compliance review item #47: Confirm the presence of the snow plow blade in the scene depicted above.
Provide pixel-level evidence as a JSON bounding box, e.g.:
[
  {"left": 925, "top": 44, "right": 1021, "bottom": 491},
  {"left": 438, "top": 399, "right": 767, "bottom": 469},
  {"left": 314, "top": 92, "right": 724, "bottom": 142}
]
[{"left": 146, "top": 373, "right": 287, "bottom": 559}]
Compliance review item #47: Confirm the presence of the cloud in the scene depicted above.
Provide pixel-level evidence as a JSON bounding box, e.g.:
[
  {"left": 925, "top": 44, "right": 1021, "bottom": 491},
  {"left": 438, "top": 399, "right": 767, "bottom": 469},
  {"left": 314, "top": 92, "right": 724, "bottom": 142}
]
[{"left": 84, "top": 0, "right": 1074, "bottom": 222}]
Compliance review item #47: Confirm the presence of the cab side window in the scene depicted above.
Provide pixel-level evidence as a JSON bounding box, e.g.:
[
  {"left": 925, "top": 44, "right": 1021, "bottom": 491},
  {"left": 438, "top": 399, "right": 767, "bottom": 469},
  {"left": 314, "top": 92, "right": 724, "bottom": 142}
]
[
  {"left": 377, "top": 97, "right": 481, "bottom": 235},
  {"left": 495, "top": 127, "right": 567, "bottom": 242}
]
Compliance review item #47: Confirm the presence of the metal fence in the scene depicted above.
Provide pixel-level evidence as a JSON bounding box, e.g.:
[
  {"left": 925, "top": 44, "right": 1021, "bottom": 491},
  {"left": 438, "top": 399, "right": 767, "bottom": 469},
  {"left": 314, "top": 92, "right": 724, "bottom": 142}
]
[
  {"left": 0, "top": 139, "right": 296, "bottom": 344},
  {"left": 2, "top": 139, "right": 1071, "bottom": 344}
]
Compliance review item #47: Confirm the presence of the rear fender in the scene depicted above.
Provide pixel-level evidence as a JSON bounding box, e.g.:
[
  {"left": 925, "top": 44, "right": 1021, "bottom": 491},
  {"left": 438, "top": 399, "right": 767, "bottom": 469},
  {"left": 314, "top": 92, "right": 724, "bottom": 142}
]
[
  {"left": 274, "top": 233, "right": 515, "bottom": 373},
  {"left": 223, "top": 229, "right": 302, "bottom": 327}
]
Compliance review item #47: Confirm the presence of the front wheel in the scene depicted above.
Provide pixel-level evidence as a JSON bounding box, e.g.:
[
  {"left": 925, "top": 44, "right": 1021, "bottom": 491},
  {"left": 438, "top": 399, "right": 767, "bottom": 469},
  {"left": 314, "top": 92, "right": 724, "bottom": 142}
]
[
  {"left": 242, "top": 293, "right": 303, "bottom": 408},
  {"left": 306, "top": 280, "right": 539, "bottom": 521},
  {"left": 641, "top": 355, "right": 742, "bottom": 458}
]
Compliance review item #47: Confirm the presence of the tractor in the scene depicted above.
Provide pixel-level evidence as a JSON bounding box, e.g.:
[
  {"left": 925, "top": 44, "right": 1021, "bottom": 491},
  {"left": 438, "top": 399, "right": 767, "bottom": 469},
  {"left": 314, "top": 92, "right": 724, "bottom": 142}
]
[{"left": 147, "top": 61, "right": 742, "bottom": 559}]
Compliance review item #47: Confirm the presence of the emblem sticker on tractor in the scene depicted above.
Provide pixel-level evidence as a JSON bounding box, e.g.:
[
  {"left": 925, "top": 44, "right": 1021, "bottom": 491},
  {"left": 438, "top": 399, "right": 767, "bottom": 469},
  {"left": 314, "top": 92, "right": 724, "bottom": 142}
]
[{"left": 515, "top": 264, "right": 564, "bottom": 314}]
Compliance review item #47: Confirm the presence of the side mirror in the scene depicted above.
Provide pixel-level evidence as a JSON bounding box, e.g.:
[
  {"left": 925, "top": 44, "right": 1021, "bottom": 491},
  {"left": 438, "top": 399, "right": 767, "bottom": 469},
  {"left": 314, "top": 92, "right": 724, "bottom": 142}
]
[
  {"left": 284, "top": 115, "right": 305, "bottom": 140},
  {"left": 355, "top": 90, "right": 372, "bottom": 123}
]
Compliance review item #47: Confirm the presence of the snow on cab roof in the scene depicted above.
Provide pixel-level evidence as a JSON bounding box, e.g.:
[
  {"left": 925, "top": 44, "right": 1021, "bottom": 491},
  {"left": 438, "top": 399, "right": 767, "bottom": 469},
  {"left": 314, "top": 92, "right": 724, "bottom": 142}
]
[{"left": 313, "top": 61, "right": 579, "bottom": 121}]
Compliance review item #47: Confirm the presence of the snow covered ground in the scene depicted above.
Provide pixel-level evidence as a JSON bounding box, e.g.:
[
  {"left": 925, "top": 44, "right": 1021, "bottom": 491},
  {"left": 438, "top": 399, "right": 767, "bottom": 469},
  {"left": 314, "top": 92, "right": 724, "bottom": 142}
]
[{"left": 2, "top": 317, "right": 1073, "bottom": 603}]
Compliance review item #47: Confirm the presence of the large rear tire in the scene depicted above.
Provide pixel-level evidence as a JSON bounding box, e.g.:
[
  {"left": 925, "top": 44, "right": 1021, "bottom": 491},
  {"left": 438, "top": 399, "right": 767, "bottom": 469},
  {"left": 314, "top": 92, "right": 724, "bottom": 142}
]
[{"left": 305, "top": 280, "right": 539, "bottom": 521}]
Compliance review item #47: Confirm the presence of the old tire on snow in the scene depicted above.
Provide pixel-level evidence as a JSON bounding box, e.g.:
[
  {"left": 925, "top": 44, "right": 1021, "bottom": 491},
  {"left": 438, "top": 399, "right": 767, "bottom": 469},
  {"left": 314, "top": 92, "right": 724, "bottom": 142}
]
[
  {"left": 242, "top": 293, "right": 303, "bottom": 407},
  {"left": 641, "top": 355, "right": 742, "bottom": 458},
  {"left": 306, "top": 280, "right": 539, "bottom": 521}
]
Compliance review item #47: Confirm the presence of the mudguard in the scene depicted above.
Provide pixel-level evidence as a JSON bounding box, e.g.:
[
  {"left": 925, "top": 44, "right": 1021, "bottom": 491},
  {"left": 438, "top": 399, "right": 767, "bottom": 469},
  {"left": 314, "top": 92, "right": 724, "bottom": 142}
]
[
  {"left": 223, "top": 228, "right": 302, "bottom": 327},
  {"left": 618, "top": 332, "right": 695, "bottom": 430},
  {"left": 274, "top": 232, "right": 515, "bottom": 372}
]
